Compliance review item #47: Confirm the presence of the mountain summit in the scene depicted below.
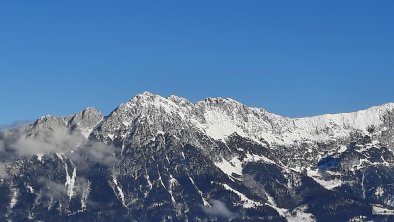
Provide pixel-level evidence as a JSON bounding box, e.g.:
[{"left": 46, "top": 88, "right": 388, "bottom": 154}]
[
  {"left": 93, "top": 92, "right": 394, "bottom": 148},
  {"left": 1, "top": 92, "right": 394, "bottom": 221}
]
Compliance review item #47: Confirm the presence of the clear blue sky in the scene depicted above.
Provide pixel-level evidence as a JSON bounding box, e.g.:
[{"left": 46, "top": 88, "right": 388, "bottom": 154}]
[{"left": 0, "top": 1, "right": 393, "bottom": 125}]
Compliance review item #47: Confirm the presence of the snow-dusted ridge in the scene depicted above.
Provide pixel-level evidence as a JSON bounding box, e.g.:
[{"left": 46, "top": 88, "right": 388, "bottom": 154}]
[
  {"left": 31, "top": 106, "right": 103, "bottom": 139},
  {"left": 93, "top": 91, "right": 394, "bottom": 146},
  {"left": 26, "top": 91, "right": 394, "bottom": 147}
]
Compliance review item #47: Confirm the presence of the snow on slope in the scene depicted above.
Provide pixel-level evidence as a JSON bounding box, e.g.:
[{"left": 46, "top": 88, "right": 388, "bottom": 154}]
[
  {"left": 104, "top": 92, "right": 394, "bottom": 146},
  {"left": 306, "top": 168, "right": 342, "bottom": 190},
  {"left": 196, "top": 99, "right": 394, "bottom": 145},
  {"left": 372, "top": 204, "right": 394, "bottom": 215}
]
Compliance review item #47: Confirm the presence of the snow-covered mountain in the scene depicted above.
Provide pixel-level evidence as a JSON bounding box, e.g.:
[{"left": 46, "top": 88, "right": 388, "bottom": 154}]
[
  {"left": 92, "top": 91, "right": 394, "bottom": 144},
  {"left": 1, "top": 92, "right": 394, "bottom": 221}
]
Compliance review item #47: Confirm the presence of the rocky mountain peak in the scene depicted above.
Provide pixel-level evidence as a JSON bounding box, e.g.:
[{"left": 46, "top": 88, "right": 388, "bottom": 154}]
[
  {"left": 68, "top": 107, "right": 103, "bottom": 137},
  {"left": 87, "top": 92, "right": 394, "bottom": 148},
  {"left": 26, "top": 107, "right": 103, "bottom": 139}
]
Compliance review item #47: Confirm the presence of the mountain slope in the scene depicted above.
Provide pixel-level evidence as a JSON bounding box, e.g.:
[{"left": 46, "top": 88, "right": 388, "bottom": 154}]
[{"left": 0, "top": 92, "right": 393, "bottom": 221}]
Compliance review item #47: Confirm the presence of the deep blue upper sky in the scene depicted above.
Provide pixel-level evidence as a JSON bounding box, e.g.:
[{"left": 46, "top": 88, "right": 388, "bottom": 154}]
[{"left": 0, "top": 1, "right": 393, "bottom": 125}]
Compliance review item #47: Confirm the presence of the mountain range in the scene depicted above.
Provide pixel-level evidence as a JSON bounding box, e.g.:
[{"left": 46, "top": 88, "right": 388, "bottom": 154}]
[{"left": 1, "top": 92, "right": 394, "bottom": 222}]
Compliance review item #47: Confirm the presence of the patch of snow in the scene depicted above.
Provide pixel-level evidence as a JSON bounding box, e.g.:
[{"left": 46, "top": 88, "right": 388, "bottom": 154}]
[
  {"left": 201, "top": 108, "right": 246, "bottom": 141},
  {"left": 349, "top": 215, "right": 368, "bottom": 221},
  {"left": 64, "top": 167, "right": 77, "bottom": 200},
  {"left": 187, "top": 171, "right": 210, "bottom": 206},
  {"left": 81, "top": 180, "right": 91, "bottom": 211},
  {"left": 286, "top": 205, "right": 315, "bottom": 222},
  {"left": 56, "top": 152, "right": 64, "bottom": 161},
  {"left": 337, "top": 145, "right": 347, "bottom": 153},
  {"left": 168, "top": 174, "right": 177, "bottom": 204},
  {"left": 157, "top": 167, "right": 166, "bottom": 188},
  {"left": 214, "top": 156, "right": 243, "bottom": 177},
  {"left": 306, "top": 168, "right": 342, "bottom": 190},
  {"left": 27, "top": 184, "right": 34, "bottom": 193},
  {"left": 244, "top": 153, "right": 276, "bottom": 165},
  {"left": 389, "top": 198, "right": 394, "bottom": 207},
  {"left": 263, "top": 190, "right": 288, "bottom": 217},
  {"left": 10, "top": 186, "right": 18, "bottom": 208},
  {"left": 113, "top": 176, "right": 127, "bottom": 207},
  {"left": 58, "top": 153, "right": 77, "bottom": 200},
  {"left": 264, "top": 190, "right": 315, "bottom": 221},
  {"left": 145, "top": 167, "right": 153, "bottom": 190},
  {"left": 107, "top": 133, "right": 114, "bottom": 140},
  {"left": 221, "top": 183, "right": 262, "bottom": 208},
  {"left": 215, "top": 153, "right": 277, "bottom": 180},
  {"left": 372, "top": 204, "right": 394, "bottom": 215},
  {"left": 122, "top": 120, "right": 131, "bottom": 128},
  {"left": 36, "top": 153, "right": 44, "bottom": 162},
  {"left": 165, "top": 154, "right": 171, "bottom": 165},
  {"left": 27, "top": 212, "right": 35, "bottom": 220},
  {"left": 361, "top": 171, "right": 366, "bottom": 199},
  {"left": 375, "top": 186, "right": 384, "bottom": 198}
]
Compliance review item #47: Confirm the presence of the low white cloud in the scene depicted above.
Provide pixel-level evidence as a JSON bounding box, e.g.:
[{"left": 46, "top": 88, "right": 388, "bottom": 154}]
[
  {"left": 84, "top": 142, "right": 117, "bottom": 166},
  {"left": 0, "top": 140, "right": 4, "bottom": 153},
  {"left": 0, "top": 121, "right": 30, "bottom": 131},
  {"left": 38, "top": 176, "right": 67, "bottom": 198},
  {"left": 69, "top": 141, "right": 119, "bottom": 171},
  {"left": 0, "top": 163, "right": 8, "bottom": 178},
  {"left": 0, "top": 122, "right": 118, "bottom": 175},
  {"left": 11, "top": 126, "right": 85, "bottom": 156},
  {"left": 202, "top": 199, "right": 238, "bottom": 219}
]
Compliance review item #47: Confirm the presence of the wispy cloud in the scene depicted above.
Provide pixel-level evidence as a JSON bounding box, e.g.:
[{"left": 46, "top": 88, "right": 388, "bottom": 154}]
[
  {"left": 68, "top": 141, "right": 119, "bottom": 171},
  {"left": 0, "top": 121, "right": 30, "bottom": 131},
  {"left": 0, "top": 163, "right": 8, "bottom": 178},
  {"left": 201, "top": 199, "right": 238, "bottom": 219},
  {"left": 0, "top": 122, "right": 118, "bottom": 183},
  {"left": 11, "top": 126, "right": 85, "bottom": 156},
  {"left": 83, "top": 142, "right": 117, "bottom": 166},
  {"left": 37, "top": 176, "right": 67, "bottom": 198},
  {"left": 0, "top": 139, "right": 4, "bottom": 153}
]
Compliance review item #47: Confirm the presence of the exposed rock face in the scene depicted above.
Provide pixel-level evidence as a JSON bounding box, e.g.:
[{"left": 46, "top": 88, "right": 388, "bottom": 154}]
[{"left": 0, "top": 92, "right": 393, "bottom": 221}]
